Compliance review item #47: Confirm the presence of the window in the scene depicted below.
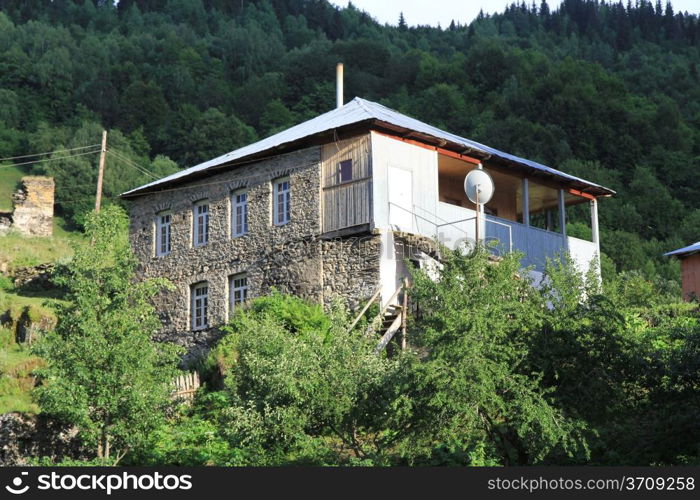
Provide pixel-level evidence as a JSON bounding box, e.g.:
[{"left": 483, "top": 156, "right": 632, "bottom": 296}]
[
  {"left": 273, "top": 177, "right": 290, "bottom": 226},
  {"left": 193, "top": 201, "right": 209, "bottom": 246},
  {"left": 338, "top": 159, "right": 353, "bottom": 183},
  {"left": 231, "top": 190, "right": 248, "bottom": 237},
  {"left": 191, "top": 282, "right": 208, "bottom": 330},
  {"left": 155, "top": 212, "right": 171, "bottom": 256},
  {"left": 229, "top": 273, "right": 248, "bottom": 315}
]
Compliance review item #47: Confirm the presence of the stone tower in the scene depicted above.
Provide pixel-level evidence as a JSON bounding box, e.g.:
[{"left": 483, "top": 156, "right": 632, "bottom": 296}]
[{"left": 11, "top": 177, "right": 55, "bottom": 237}]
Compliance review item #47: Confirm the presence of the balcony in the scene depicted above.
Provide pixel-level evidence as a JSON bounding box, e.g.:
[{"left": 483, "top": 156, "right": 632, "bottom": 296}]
[
  {"left": 389, "top": 201, "right": 598, "bottom": 275},
  {"left": 485, "top": 213, "right": 598, "bottom": 273}
]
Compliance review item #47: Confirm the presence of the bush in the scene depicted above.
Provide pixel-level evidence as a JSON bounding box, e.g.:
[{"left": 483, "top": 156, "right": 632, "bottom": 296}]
[
  {"left": 201, "top": 292, "right": 407, "bottom": 465},
  {"left": 0, "top": 274, "right": 14, "bottom": 292}
]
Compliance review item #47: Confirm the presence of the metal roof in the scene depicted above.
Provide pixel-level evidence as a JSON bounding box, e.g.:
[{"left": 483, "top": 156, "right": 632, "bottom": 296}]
[
  {"left": 122, "top": 97, "right": 616, "bottom": 198},
  {"left": 664, "top": 242, "right": 700, "bottom": 257}
]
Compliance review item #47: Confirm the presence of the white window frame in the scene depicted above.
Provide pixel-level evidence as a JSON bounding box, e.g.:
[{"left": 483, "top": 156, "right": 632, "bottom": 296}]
[
  {"left": 231, "top": 190, "right": 248, "bottom": 237},
  {"left": 193, "top": 200, "right": 209, "bottom": 247},
  {"left": 155, "top": 211, "right": 172, "bottom": 257},
  {"left": 273, "top": 177, "right": 290, "bottom": 226},
  {"left": 191, "top": 282, "right": 209, "bottom": 330},
  {"left": 229, "top": 273, "right": 248, "bottom": 317}
]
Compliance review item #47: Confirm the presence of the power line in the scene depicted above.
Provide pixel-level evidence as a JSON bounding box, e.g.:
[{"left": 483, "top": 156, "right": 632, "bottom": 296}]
[
  {"left": 0, "top": 144, "right": 101, "bottom": 163},
  {"left": 108, "top": 149, "right": 155, "bottom": 177},
  {"left": 0, "top": 149, "right": 101, "bottom": 169},
  {"left": 109, "top": 154, "right": 159, "bottom": 180},
  {"left": 107, "top": 149, "right": 160, "bottom": 180},
  {"left": 108, "top": 148, "right": 150, "bottom": 169},
  {"left": 1, "top": 136, "right": 329, "bottom": 200}
]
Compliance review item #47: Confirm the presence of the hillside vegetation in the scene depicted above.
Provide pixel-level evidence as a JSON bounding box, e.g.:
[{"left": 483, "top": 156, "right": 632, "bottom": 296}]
[
  {"left": 0, "top": 164, "right": 26, "bottom": 212},
  {"left": 0, "top": 221, "right": 80, "bottom": 415},
  {"left": 0, "top": 0, "right": 698, "bottom": 284},
  {"left": 0, "top": 328, "right": 42, "bottom": 414}
]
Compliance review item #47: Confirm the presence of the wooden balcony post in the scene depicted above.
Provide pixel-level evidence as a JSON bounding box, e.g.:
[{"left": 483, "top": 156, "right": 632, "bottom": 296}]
[
  {"left": 558, "top": 189, "right": 566, "bottom": 237},
  {"left": 400, "top": 278, "right": 408, "bottom": 350},
  {"left": 590, "top": 198, "right": 599, "bottom": 246},
  {"left": 522, "top": 177, "right": 530, "bottom": 226},
  {"left": 591, "top": 197, "right": 601, "bottom": 277}
]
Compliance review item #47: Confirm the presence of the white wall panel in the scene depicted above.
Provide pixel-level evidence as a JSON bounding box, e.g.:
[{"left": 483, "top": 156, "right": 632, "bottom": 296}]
[{"left": 370, "top": 132, "right": 438, "bottom": 231}]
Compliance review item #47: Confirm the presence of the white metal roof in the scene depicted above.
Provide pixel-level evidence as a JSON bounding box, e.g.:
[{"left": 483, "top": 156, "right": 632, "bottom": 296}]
[
  {"left": 122, "top": 97, "right": 615, "bottom": 197},
  {"left": 665, "top": 241, "right": 700, "bottom": 257}
]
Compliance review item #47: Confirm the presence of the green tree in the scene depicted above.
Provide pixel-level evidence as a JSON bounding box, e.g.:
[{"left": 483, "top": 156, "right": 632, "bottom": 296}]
[
  {"left": 205, "top": 292, "right": 407, "bottom": 465},
  {"left": 398, "top": 12, "right": 407, "bottom": 31},
  {"left": 34, "top": 206, "right": 180, "bottom": 463},
  {"left": 405, "top": 248, "right": 587, "bottom": 465}
]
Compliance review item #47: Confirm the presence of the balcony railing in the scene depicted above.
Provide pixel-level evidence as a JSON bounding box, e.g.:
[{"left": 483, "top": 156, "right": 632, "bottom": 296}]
[{"left": 388, "top": 201, "right": 598, "bottom": 274}]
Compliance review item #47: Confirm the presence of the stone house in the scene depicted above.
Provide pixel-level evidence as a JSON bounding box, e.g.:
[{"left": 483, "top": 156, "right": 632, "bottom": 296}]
[{"left": 122, "top": 97, "right": 614, "bottom": 351}]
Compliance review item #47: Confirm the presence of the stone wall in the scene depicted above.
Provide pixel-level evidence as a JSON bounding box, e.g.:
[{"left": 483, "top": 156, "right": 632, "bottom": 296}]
[
  {"left": 0, "top": 413, "right": 85, "bottom": 466},
  {"left": 10, "top": 177, "right": 55, "bottom": 237},
  {"left": 321, "top": 234, "right": 382, "bottom": 311},
  {"left": 128, "top": 144, "right": 383, "bottom": 358}
]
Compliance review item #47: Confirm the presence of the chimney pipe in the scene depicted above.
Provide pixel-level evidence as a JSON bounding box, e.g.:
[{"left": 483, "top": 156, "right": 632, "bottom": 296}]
[{"left": 336, "top": 62, "right": 344, "bottom": 109}]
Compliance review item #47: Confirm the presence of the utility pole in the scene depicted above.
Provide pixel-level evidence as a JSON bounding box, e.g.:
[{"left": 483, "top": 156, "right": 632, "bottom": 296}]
[{"left": 95, "top": 130, "right": 107, "bottom": 212}]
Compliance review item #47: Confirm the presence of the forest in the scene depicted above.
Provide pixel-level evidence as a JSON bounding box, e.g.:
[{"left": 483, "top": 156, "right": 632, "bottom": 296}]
[{"left": 0, "top": 0, "right": 699, "bottom": 283}]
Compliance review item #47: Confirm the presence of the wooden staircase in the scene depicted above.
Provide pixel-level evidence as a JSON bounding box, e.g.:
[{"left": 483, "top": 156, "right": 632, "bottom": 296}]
[
  {"left": 348, "top": 279, "right": 409, "bottom": 354},
  {"left": 375, "top": 303, "right": 404, "bottom": 353}
]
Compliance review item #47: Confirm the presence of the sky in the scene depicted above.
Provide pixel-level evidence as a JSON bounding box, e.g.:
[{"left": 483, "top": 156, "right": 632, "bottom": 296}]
[{"left": 329, "top": 0, "right": 700, "bottom": 28}]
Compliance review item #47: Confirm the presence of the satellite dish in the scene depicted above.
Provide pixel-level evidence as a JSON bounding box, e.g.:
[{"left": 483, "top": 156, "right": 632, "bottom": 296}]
[{"left": 464, "top": 167, "right": 494, "bottom": 205}]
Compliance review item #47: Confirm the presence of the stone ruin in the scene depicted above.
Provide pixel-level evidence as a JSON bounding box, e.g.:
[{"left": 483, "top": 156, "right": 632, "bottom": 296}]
[{"left": 0, "top": 176, "right": 54, "bottom": 237}]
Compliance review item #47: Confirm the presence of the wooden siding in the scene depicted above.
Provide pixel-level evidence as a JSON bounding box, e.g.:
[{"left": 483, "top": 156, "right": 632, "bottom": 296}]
[
  {"left": 681, "top": 254, "right": 700, "bottom": 301},
  {"left": 321, "top": 135, "right": 372, "bottom": 233}
]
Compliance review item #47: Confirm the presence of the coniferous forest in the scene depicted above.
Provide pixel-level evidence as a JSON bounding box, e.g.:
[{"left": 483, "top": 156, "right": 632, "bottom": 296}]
[{"left": 1, "top": 0, "right": 700, "bottom": 467}]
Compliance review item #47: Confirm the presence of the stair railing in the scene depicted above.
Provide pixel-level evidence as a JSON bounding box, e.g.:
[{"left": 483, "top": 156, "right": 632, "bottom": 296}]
[
  {"left": 347, "top": 278, "right": 408, "bottom": 350},
  {"left": 373, "top": 278, "right": 410, "bottom": 353},
  {"left": 346, "top": 286, "right": 382, "bottom": 333},
  {"left": 379, "top": 280, "right": 405, "bottom": 315}
]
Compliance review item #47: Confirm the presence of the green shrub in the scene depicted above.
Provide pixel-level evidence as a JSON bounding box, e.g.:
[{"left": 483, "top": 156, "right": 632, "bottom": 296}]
[
  {"left": 0, "top": 274, "right": 14, "bottom": 292},
  {"left": 132, "top": 415, "right": 243, "bottom": 466},
  {"left": 205, "top": 290, "right": 333, "bottom": 381},
  {"left": 0, "top": 327, "right": 13, "bottom": 349}
]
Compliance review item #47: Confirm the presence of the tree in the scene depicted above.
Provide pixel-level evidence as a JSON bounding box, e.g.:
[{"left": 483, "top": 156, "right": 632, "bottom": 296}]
[
  {"left": 405, "top": 248, "right": 588, "bottom": 465},
  {"left": 34, "top": 206, "right": 181, "bottom": 463},
  {"left": 204, "top": 292, "right": 408, "bottom": 465},
  {"left": 398, "top": 11, "right": 407, "bottom": 31}
]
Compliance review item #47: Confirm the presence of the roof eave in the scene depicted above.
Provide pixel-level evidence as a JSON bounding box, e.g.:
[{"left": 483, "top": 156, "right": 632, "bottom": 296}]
[
  {"left": 121, "top": 119, "right": 377, "bottom": 199},
  {"left": 370, "top": 121, "right": 616, "bottom": 198}
]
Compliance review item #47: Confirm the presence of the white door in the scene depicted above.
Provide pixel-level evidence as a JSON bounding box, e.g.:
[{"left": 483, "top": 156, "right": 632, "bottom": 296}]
[{"left": 388, "top": 166, "right": 413, "bottom": 232}]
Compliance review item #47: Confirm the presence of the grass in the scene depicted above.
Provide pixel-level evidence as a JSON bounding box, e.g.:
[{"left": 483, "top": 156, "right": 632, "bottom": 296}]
[
  {"left": 0, "top": 290, "right": 62, "bottom": 317},
  {"left": 0, "top": 164, "right": 28, "bottom": 212},
  {"left": 0, "top": 290, "right": 59, "bottom": 415},
  {"left": 0, "top": 328, "right": 42, "bottom": 414},
  {"left": 0, "top": 216, "right": 82, "bottom": 269}
]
